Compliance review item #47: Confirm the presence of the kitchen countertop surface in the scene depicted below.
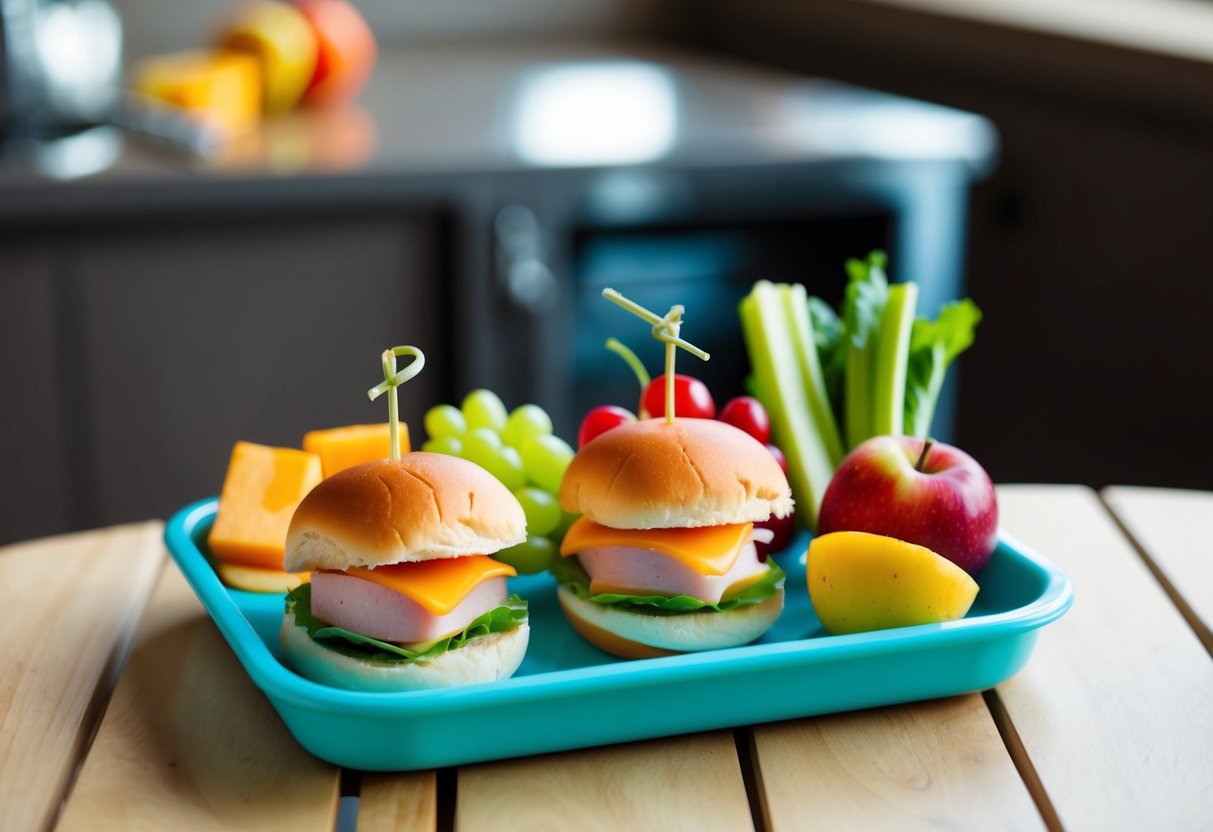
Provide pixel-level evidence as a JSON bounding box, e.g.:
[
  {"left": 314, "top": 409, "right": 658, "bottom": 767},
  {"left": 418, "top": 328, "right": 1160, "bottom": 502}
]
[
  {"left": 0, "top": 42, "right": 995, "bottom": 223},
  {"left": 2, "top": 484, "right": 1210, "bottom": 831}
]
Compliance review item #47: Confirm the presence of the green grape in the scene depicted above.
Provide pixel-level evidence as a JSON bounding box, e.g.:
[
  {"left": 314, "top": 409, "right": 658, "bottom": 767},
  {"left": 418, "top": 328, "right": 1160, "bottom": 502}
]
[
  {"left": 554, "top": 510, "right": 581, "bottom": 540},
  {"left": 514, "top": 486, "right": 561, "bottom": 537},
  {"left": 521, "top": 435, "right": 575, "bottom": 494},
  {"left": 422, "top": 436, "right": 463, "bottom": 457},
  {"left": 460, "top": 427, "right": 503, "bottom": 472},
  {"left": 479, "top": 444, "right": 526, "bottom": 491},
  {"left": 462, "top": 389, "right": 508, "bottom": 432},
  {"left": 493, "top": 535, "right": 555, "bottom": 575},
  {"left": 502, "top": 403, "right": 553, "bottom": 449},
  {"left": 424, "top": 404, "right": 466, "bottom": 440}
]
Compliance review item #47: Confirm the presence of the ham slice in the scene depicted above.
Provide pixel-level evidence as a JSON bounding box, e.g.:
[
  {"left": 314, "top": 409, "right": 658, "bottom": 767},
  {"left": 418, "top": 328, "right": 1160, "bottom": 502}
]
[
  {"left": 311, "top": 572, "right": 508, "bottom": 644},
  {"left": 576, "top": 533, "right": 770, "bottom": 605}
]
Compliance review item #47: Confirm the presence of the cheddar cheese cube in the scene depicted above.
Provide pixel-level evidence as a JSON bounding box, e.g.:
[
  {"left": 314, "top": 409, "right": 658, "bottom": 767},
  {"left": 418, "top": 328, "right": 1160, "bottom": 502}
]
[
  {"left": 302, "top": 423, "right": 405, "bottom": 478},
  {"left": 208, "top": 441, "right": 322, "bottom": 571}
]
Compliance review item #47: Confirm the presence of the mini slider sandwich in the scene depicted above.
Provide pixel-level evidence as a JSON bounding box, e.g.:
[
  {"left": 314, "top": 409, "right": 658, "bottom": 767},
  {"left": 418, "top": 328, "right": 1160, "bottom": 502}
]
[
  {"left": 280, "top": 452, "right": 529, "bottom": 691},
  {"left": 555, "top": 417, "right": 794, "bottom": 659}
]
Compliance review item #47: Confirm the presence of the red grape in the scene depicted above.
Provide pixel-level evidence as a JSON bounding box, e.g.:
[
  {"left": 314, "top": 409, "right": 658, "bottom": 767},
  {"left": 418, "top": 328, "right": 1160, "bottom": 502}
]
[
  {"left": 766, "top": 443, "right": 787, "bottom": 474},
  {"left": 578, "top": 405, "right": 636, "bottom": 448},
  {"left": 641, "top": 374, "right": 716, "bottom": 420},
  {"left": 718, "top": 396, "right": 771, "bottom": 444},
  {"left": 754, "top": 511, "right": 797, "bottom": 561}
]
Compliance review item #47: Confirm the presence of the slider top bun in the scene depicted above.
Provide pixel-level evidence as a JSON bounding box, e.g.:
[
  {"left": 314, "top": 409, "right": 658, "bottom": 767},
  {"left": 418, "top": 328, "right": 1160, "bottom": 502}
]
[
  {"left": 558, "top": 418, "right": 793, "bottom": 530},
  {"left": 285, "top": 453, "right": 526, "bottom": 572}
]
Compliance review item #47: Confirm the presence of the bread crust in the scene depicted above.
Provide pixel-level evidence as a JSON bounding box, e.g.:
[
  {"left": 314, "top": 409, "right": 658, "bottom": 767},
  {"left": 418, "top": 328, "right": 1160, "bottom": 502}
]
[
  {"left": 280, "top": 612, "right": 530, "bottom": 692},
  {"left": 558, "top": 418, "right": 793, "bottom": 529},
  {"left": 285, "top": 453, "right": 526, "bottom": 572},
  {"left": 557, "top": 585, "right": 784, "bottom": 656}
]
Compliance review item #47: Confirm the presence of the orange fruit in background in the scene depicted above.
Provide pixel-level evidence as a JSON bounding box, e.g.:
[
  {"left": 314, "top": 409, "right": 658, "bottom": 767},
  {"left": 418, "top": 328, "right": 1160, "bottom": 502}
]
[{"left": 293, "top": 0, "right": 377, "bottom": 108}]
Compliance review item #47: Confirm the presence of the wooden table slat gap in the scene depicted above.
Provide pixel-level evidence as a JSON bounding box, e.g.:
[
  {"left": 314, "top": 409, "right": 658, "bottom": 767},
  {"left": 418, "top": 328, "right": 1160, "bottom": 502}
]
[
  {"left": 732, "top": 728, "right": 769, "bottom": 832},
  {"left": 738, "top": 728, "right": 773, "bottom": 832},
  {"left": 50, "top": 554, "right": 169, "bottom": 831},
  {"left": 436, "top": 766, "right": 457, "bottom": 832},
  {"left": 333, "top": 769, "right": 361, "bottom": 832},
  {"left": 980, "top": 689, "right": 1063, "bottom": 832},
  {"left": 1098, "top": 490, "right": 1213, "bottom": 659}
]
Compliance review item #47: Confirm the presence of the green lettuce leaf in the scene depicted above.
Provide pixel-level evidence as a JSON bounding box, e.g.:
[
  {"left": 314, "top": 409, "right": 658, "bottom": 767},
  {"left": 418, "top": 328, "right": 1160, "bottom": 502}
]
[
  {"left": 904, "top": 298, "right": 983, "bottom": 438},
  {"left": 285, "top": 583, "right": 528, "bottom": 665},
  {"left": 549, "top": 556, "right": 785, "bottom": 614}
]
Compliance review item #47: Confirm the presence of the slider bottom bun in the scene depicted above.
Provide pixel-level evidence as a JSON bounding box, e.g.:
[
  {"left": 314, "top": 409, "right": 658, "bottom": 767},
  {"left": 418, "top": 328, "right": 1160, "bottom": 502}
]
[
  {"left": 556, "top": 585, "right": 784, "bottom": 659},
  {"left": 279, "top": 612, "right": 529, "bottom": 692}
]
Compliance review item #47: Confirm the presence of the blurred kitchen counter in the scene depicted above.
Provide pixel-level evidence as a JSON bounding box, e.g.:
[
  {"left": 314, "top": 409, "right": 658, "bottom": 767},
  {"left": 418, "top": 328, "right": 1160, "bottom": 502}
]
[{"left": 0, "top": 42, "right": 993, "bottom": 213}]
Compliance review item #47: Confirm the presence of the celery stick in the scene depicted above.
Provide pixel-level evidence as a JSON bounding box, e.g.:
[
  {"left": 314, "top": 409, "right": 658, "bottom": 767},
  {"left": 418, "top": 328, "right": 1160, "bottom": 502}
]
[
  {"left": 783, "top": 283, "right": 845, "bottom": 467},
  {"left": 842, "top": 254, "right": 889, "bottom": 448},
  {"left": 871, "top": 281, "right": 919, "bottom": 436},
  {"left": 739, "top": 281, "right": 837, "bottom": 530}
]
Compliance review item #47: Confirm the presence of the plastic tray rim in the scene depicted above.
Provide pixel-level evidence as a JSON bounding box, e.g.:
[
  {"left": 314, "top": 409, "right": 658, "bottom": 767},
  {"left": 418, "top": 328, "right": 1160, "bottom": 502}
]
[{"left": 164, "top": 497, "right": 1074, "bottom": 717}]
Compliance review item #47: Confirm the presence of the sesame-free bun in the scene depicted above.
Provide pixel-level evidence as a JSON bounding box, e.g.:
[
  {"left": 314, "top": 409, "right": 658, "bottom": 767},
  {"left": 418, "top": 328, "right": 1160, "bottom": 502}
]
[
  {"left": 558, "top": 418, "right": 793, "bottom": 530},
  {"left": 285, "top": 453, "right": 526, "bottom": 573},
  {"left": 280, "top": 612, "right": 530, "bottom": 692},
  {"left": 557, "top": 585, "right": 783, "bottom": 658}
]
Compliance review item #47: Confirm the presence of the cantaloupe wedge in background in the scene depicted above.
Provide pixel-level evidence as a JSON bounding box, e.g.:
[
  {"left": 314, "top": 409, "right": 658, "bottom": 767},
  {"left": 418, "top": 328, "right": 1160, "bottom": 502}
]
[
  {"left": 208, "top": 441, "right": 322, "bottom": 571},
  {"left": 302, "top": 422, "right": 404, "bottom": 478},
  {"left": 807, "top": 530, "right": 979, "bottom": 635},
  {"left": 217, "top": 0, "right": 318, "bottom": 113},
  {"left": 131, "top": 49, "right": 262, "bottom": 138},
  {"left": 217, "top": 562, "right": 309, "bottom": 593}
]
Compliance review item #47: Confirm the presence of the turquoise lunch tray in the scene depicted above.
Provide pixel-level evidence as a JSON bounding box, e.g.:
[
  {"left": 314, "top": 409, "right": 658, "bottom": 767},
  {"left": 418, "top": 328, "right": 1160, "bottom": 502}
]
[{"left": 164, "top": 498, "right": 1073, "bottom": 771}]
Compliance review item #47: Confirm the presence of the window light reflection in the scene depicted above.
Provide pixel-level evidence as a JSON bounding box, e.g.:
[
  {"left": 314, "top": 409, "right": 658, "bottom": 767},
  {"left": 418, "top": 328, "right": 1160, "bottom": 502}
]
[{"left": 511, "top": 63, "right": 678, "bottom": 167}]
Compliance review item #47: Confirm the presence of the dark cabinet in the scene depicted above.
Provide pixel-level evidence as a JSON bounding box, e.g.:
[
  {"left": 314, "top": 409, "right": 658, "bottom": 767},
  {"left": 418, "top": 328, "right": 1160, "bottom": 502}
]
[{"left": 1, "top": 215, "right": 445, "bottom": 539}]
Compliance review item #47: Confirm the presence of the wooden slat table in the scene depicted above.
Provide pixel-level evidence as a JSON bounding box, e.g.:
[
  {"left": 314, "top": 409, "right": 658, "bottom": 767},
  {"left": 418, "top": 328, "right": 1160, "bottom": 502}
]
[{"left": 3, "top": 486, "right": 1210, "bottom": 831}]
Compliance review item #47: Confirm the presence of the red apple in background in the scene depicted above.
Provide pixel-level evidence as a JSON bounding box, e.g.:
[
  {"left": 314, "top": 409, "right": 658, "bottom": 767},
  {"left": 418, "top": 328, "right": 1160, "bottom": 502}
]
[
  {"left": 293, "top": 0, "right": 377, "bottom": 108},
  {"left": 817, "top": 436, "right": 998, "bottom": 574}
]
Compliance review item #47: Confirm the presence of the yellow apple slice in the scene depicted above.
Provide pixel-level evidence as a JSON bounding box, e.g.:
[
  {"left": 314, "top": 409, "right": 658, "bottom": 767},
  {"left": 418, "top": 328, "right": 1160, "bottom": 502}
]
[
  {"left": 218, "top": 1, "right": 318, "bottom": 113},
  {"left": 217, "top": 562, "right": 309, "bottom": 593},
  {"left": 807, "top": 530, "right": 979, "bottom": 635}
]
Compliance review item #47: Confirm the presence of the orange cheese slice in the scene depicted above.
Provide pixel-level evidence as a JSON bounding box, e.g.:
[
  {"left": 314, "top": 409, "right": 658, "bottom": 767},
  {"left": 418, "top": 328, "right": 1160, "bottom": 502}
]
[
  {"left": 341, "top": 555, "right": 516, "bottom": 615},
  {"left": 560, "top": 517, "right": 754, "bottom": 577}
]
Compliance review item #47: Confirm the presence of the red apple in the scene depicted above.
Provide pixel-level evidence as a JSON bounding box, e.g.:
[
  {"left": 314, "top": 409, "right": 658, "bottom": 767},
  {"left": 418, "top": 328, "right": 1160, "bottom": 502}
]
[
  {"left": 817, "top": 436, "right": 998, "bottom": 574},
  {"left": 293, "top": 0, "right": 377, "bottom": 108}
]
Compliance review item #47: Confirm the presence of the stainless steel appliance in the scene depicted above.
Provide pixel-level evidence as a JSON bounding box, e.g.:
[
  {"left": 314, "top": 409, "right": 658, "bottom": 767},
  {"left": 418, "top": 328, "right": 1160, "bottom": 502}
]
[{"left": 1, "top": 0, "right": 122, "bottom": 136}]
